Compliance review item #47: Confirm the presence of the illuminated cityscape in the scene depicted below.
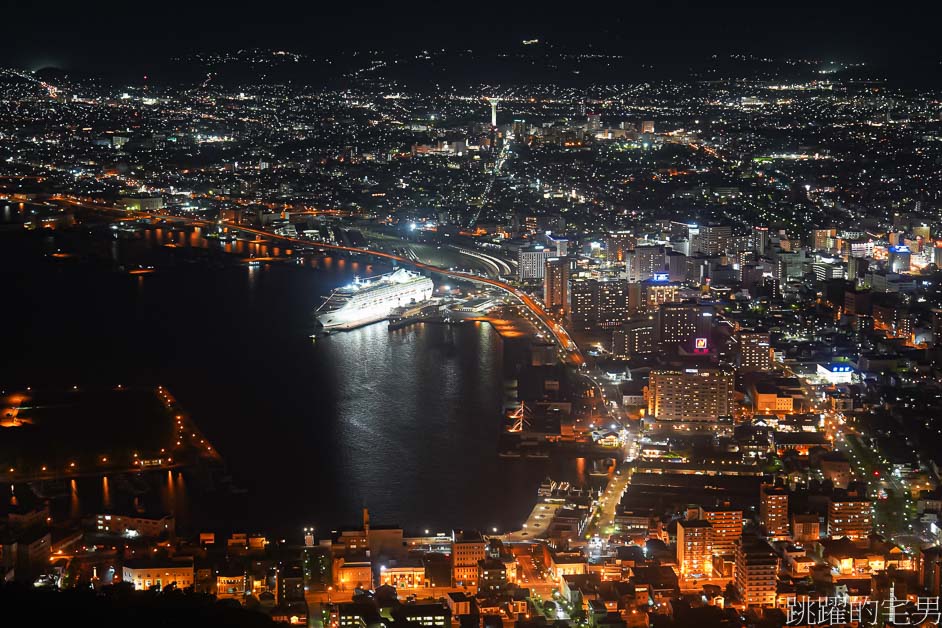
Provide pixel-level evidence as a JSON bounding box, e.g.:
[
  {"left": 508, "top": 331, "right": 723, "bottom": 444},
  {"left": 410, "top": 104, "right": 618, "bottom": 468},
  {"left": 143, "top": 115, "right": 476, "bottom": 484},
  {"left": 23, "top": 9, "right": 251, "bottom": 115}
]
[{"left": 3, "top": 4, "right": 942, "bottom": 627}]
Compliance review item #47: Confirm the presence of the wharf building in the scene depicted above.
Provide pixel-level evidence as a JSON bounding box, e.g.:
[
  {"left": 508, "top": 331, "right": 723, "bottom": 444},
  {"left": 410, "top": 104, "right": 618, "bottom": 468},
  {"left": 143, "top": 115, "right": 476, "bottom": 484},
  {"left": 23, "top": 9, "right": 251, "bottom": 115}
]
[
  {"left": 379, "top": 559, "right": 426, "bottom": 589},
  {"left": 123, "top": 557, "right": 194, "bottom": 591},
  {"left": 95, "top": 511, "right": 175, "bottom": 538}
]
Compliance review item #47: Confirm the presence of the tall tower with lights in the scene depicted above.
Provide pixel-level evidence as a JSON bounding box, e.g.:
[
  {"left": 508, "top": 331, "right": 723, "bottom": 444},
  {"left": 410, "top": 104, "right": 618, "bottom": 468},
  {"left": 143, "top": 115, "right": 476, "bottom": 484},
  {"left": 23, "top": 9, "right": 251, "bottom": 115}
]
[{"left": 486, "top": 97, "right": 499, "bottom": 127}]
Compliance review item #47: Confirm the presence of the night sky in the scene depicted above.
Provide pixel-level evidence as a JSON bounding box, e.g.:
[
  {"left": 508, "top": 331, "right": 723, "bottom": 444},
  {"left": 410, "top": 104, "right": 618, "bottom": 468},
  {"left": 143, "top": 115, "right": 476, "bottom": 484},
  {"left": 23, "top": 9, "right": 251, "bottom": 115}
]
[{"left": 0, "top": 1, "right": 938, "bottom": 78}]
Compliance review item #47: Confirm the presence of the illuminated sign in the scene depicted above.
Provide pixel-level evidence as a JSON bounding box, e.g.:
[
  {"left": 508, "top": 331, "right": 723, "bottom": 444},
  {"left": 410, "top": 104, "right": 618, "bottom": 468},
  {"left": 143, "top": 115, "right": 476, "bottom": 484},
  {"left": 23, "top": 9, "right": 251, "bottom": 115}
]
[
  {"left": 652, "top": 272, "right": 669, "bottom": 282},
  {"left": 693, "top": 337, "right": 709, "bottom": 354}
]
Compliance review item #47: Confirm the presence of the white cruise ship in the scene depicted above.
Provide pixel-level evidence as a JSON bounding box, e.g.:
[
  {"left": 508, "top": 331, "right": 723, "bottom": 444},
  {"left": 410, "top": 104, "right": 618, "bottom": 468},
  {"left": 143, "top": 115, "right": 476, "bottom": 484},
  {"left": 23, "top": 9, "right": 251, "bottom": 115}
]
[{"left": 316, "top": 268, "right": 434, "bottom": 331}]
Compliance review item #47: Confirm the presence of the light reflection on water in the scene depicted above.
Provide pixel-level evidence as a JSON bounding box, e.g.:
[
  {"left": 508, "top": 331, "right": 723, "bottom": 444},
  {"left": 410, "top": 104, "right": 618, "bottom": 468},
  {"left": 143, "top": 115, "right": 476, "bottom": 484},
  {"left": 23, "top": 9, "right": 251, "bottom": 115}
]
[
  {"left": 102, "top": 476, "right": 111, "bottom": 509},
  {"left": 3, "top": 218, "right": 591, "bottom": 535}
]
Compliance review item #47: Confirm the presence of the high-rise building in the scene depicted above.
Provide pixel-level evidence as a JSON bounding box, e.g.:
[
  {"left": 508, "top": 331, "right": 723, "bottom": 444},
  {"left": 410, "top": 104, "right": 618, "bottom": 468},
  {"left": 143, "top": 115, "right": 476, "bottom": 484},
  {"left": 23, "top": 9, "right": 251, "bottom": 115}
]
[
  {"left": 759, "top": 483, "right": 790, "bottom": 541},
  {"left": 597, "top": 279, "right": 629, "bottom": 328},
  {"left": 813, "top": 262, "right": 845, "bottom": 282},
  {"left": 647, "top": 366, "right": 734, "bottom": 423},
  {"left": 847, "top": 256, "right": 869, "bottom": 283},
  {"left": 545, "top": 235, "right": 568, "bottom": 257},
  {"left": 120, "top": 195, "right": 165, "bottom": 212},
  {"left": 888, "top": 245, "right": 912, "bottom": 274},
  {"left": 544, "top": 257, "right": 570, "bottom": 318},
  {"left": 518, "top": 245, "right": 550, "bottom": 281},
  {"left": 568, "top": 278, "right": 628, "bottom": 329},
  {"left": 738, "top": 330, "right": 771, "bottom": 372},
  {"left": 612, "top": 317, "right": 657, "bottom": 358},
  {"left": 752, "top": 226, "right": 770, "bottom": 257},
  {"left": 659, "top": 301, "right": 714, "bottom": 352},
  {"left": 641, "top": 120, "right": 655, "bottom": 134},
  {"left": 827, "top": 492, "right": 872, "bottom": 542},
  {"left": 666, "top": 250, "right": 687, "bottom": 282},
  {"left": 844, "top": 238, "right": 874, "bottom": 259},
  {"left": 684, "top": 254, "right": 712, "bottom": 286},
  {"left": 813, "top": 228, "right": 838, "bottom": 252},
  {"left": 606, "top": 231, "right": 636, "bottom": 264},
  {"left": 587, "top": 113, "right": 602, "bottom": 131},
  {"left": 775, "top": 250, "right": 808, "bottom": 283},
  {"left": 735, "top": 536, "right": 778, "bottom": 607},
  {"left": 570, "top": 278, "right": 599, "bottom": 330},
  {"left": 699, "top": 505, "right": 743, "bottom": 558},
  {"left": 697, "top": 223, "right": 732, "bottom": 256},
  {"left": 641, "top": 277, "right": 681, "bottom": 313},
  {"left": 515, "top": 213, "right": 566, "bottom": 236},
  {"left": 451, "top": 530, "right": 486, "bottom": 587},
  {"left": 676, "top": 519, "right": 713, "bottom": 578},
  {"left": 844, "top": 289, "right": 872, "bottom": 316},
  {"left": 626, "top": 245, "right": 666, "bottom": 282}
]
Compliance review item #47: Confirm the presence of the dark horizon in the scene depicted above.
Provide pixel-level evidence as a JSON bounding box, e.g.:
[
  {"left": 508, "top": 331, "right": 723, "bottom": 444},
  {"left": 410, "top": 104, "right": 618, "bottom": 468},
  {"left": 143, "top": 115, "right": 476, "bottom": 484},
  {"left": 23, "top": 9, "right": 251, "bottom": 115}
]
[{"left": 2, "top": 1, "right": 940, "bottom": 78}]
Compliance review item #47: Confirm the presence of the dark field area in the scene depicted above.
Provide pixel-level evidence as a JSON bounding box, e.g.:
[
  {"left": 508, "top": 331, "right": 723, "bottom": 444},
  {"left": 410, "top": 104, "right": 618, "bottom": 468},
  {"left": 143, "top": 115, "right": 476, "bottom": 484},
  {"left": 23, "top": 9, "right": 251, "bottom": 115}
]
[{"left": 0, "top": 387, "right": 172, "bottom": 475}]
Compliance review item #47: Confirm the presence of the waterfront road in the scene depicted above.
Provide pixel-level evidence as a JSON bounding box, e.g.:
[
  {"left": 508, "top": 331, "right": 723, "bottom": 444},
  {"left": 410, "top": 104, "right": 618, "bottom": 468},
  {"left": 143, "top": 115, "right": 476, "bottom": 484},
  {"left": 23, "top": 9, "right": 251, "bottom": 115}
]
[
  {"left": 585, "top": 465, "right": 631, "bottom": 540},
  {"left": 222, "top": 223, "right": 583, "bottom": 365}
]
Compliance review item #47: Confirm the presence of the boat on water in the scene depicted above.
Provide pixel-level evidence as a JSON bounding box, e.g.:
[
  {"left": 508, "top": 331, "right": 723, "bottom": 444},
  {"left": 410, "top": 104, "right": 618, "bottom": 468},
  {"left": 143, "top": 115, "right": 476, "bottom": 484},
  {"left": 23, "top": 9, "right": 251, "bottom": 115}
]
[{"left": 316, "top": 268, "right": 434, "bottom": 331}]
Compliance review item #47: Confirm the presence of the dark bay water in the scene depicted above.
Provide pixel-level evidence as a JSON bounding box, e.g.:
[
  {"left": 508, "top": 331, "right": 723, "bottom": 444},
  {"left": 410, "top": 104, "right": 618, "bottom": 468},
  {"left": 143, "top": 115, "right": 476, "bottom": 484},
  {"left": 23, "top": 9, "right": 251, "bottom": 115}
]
[{"left": 1, "top": 208, "right": 582, "bottom": 537}]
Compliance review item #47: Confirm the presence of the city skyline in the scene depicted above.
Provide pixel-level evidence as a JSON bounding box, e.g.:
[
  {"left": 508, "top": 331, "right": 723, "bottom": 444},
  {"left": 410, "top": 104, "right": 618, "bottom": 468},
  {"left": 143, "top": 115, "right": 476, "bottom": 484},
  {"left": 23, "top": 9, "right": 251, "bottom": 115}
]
[{"left": 3, "top": 10, "right": 942, "bottom": 627}]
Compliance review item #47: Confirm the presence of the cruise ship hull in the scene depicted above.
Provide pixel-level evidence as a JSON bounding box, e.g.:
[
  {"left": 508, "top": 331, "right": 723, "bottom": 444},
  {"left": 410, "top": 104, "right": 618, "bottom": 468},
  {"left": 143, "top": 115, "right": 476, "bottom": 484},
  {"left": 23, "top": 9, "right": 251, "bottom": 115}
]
[
  {"left": 317, "top": 311, "right": 392, "bottom": 332},
  {"left": 316, "top": 269, "right": 434, "bottom": 331}
]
